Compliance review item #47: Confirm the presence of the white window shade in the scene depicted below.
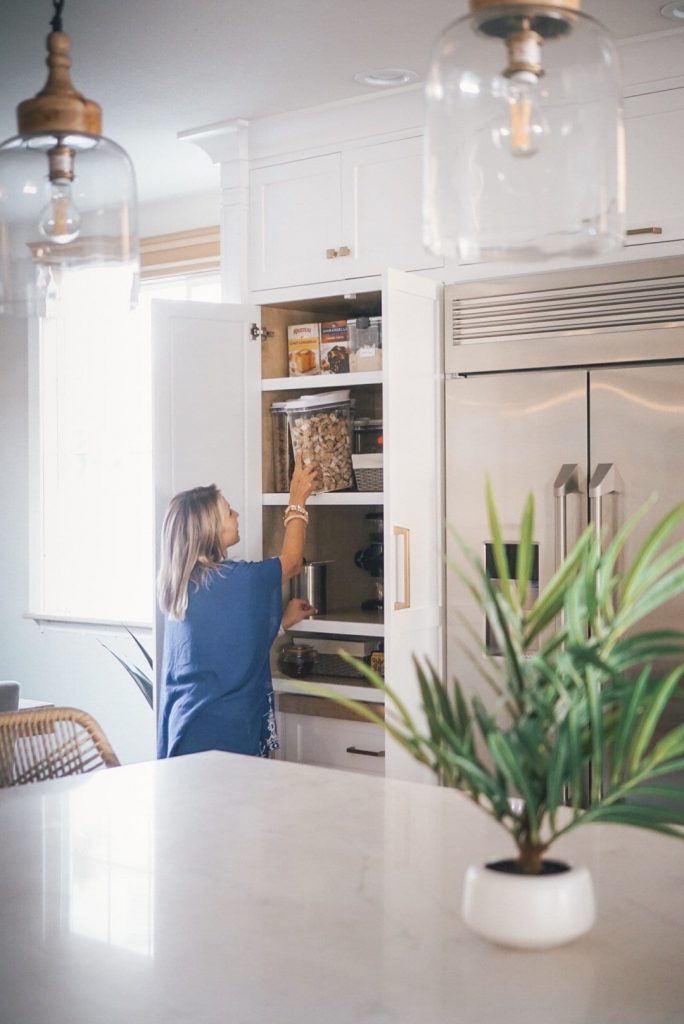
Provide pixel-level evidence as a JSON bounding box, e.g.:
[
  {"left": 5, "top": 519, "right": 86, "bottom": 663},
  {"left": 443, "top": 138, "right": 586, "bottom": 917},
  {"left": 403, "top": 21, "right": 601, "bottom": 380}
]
[{"left": 140, "top": 226, "right": 220, "bottom": 280}]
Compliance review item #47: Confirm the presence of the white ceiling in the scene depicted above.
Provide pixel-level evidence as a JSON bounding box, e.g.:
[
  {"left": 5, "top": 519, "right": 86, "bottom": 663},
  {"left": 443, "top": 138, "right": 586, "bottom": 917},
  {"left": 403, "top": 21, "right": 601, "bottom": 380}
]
[{"left": 0, "top": 1, "right": 681, "bottom": 205}]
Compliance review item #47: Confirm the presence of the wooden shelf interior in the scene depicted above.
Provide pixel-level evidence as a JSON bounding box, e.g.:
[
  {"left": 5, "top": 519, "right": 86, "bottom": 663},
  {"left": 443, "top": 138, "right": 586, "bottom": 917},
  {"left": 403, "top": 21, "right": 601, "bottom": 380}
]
[
  {"left": 260, "top": 293, "right": 382, "bottom": 383},
  {"left": 262, "top": 383, "right": 382, "bottom": 494},
  {"left": 263, "top": 503, "right": 384, "bottom": 618}
]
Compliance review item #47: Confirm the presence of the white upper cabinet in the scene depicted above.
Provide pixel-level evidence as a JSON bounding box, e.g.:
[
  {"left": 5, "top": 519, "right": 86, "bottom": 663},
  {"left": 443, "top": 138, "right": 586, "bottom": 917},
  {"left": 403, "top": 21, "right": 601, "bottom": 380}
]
[
  {"left": 624, "top": 86, "right": 684, "bottom": 248},
  {"left": 249, "top": 154, "right": 343, "bottom": 292},
  {"left": 249, "top": 136, "right": 442, "bottom": 292},
  {"left": 340, "top": 137, "right": 443, "bottom": 279}
]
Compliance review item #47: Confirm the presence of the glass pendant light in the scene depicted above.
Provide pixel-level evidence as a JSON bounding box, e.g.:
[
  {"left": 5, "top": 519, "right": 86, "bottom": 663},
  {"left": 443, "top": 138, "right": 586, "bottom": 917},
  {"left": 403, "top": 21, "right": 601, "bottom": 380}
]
[
  {"left": 0, "top": 0, "right": 138, "bottom": 315},
  {"left": 424, "top": 0, "right": 625, "bottom": 263}
]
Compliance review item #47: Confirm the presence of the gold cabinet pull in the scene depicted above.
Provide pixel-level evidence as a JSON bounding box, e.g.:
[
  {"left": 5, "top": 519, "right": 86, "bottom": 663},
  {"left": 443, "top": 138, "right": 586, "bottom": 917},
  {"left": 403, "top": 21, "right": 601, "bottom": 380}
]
[
  {"left": 393, "top": 525, "right": 411, "bottom": 611},
  {"left": 346, "top": 746, "right": 385, "bottom": 758},
  {"left": 325, "top": 248, "right": 338, "bottom": 259},
  {"left": 338, "top": 245, "right": 352, "bottom": 257},
  {"left": 625, "top": 226, "right": 663, "bottom": 236}
]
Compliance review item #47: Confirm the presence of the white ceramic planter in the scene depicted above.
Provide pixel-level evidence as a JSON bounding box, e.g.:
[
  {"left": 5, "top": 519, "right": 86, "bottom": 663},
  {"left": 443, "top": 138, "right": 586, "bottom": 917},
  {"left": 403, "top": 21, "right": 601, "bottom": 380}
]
[{"left": 462, "top": 860, "right": 596, "bottom": 950}]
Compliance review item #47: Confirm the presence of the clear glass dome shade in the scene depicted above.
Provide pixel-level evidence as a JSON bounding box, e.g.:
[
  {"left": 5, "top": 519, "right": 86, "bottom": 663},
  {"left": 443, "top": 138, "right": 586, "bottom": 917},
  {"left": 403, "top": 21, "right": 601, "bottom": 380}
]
[
  {"left": 424, "top": 6, "right": 625, "bottom": 263},
  {"left": 0, "top": 132, "right": 139, "bottom": 315}
]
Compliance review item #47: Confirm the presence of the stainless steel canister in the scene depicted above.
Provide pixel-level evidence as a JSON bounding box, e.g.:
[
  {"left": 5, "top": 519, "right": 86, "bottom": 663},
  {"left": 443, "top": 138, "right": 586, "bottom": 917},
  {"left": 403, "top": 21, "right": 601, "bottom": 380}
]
[{"left": 290, "top": 560, "right": 331, "bottom": 615}]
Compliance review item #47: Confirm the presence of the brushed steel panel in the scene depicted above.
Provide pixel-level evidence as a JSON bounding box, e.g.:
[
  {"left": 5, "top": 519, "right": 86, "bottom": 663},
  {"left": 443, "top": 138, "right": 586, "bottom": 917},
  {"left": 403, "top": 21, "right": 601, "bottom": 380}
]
[
  {"left": 590, "top": 364, "right": 684, "bottom": 631},
  {"left": 445, "top": 370, "right": 587, "bottom": 707}
]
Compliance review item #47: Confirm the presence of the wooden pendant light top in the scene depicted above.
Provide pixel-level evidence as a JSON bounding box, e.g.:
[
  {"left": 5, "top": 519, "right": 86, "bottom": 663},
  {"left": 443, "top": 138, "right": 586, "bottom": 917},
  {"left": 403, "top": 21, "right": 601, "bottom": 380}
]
[
  {"left": 471, "top": 0, "right": 581, "bottom": 13},
  {"left": 17, "top": 31, "right": 102, "bottom": 137}
]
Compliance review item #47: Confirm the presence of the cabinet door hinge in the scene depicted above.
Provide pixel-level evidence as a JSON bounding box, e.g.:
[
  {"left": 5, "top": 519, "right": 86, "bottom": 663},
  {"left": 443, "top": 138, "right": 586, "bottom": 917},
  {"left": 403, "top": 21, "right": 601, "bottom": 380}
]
[{"left": 250, "top": 323, "right": 274, "bottom": 342}]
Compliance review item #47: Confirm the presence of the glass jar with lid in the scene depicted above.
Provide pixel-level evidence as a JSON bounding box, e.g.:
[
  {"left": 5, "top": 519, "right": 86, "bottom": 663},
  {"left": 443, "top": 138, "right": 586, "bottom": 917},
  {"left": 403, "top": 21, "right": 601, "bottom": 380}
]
[
  {"left": 353, "top": 418, "right": 384, "bottom": 454},
  {"left": 277, "top": 642, "right": 318, "bottom": 680}
]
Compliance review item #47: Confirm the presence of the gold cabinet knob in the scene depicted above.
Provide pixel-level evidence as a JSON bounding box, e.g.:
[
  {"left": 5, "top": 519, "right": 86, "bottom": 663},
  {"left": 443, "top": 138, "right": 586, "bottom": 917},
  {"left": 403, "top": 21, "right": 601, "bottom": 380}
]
[
  {"left": 325, "top": 248, "right": 338, "bottom": 259},
  {"left": 338, "top": 245, "right": 352, "bottom": 257}
]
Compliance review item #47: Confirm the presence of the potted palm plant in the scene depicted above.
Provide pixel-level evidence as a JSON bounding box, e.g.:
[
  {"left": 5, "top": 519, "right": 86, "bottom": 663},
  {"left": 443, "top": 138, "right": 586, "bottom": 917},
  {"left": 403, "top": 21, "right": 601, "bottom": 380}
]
[{"left": 300, "top": 485, "right": 684, "bottom": 949}]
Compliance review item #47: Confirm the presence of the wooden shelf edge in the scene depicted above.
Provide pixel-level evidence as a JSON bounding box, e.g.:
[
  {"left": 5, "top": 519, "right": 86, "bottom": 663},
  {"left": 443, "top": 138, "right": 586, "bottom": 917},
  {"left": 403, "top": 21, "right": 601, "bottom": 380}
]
[{"left": 273, "top": 677, "right": 385, "bottom": 706}]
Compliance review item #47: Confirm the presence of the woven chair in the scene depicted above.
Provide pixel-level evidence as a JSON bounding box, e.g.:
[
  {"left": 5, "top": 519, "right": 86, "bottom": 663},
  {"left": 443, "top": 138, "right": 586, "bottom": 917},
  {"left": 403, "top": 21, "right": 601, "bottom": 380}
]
[{"left": 0, "top": 707, "right": 120, "bottom": 788}]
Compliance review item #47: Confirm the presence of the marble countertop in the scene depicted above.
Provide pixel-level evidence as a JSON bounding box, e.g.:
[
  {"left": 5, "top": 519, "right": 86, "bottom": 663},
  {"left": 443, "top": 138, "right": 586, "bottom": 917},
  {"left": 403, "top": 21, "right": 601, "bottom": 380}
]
[{"left": 0, "top": 751, "right": 682, "bottom": 1024}]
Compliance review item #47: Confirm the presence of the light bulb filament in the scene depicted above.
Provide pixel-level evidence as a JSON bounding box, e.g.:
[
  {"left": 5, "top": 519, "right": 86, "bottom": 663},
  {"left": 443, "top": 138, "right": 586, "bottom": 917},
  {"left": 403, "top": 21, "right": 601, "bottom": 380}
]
[
  {"left": 39, "top": 144, "right": 81, "bottom": 245},
  {"left": 509, "top": 93, "right": 535, "bottom": 157}
]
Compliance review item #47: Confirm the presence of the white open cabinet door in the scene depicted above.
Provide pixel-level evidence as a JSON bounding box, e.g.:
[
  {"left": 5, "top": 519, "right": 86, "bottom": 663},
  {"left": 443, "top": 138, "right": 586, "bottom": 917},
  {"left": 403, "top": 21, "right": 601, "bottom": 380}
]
[
  {"left": 152, "top": 299, "right": 261, "bottom": 717},
  {"left": 383, "top": 269, "right": 443, "bottom": 783}
]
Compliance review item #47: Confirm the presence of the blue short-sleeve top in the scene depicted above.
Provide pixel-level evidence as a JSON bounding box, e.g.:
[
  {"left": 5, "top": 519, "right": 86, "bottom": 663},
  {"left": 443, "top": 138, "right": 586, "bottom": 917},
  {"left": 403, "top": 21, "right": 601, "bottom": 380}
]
[{"left": 157, "top": 557, "right": 282, "bottom": 759}]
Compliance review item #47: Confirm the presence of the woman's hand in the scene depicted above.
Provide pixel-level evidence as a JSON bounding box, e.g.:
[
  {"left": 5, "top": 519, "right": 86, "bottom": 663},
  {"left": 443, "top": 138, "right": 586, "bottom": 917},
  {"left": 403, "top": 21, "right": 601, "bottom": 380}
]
[
  {"left": 281, "top": 598, "right": 316, "bottom": 629},
  {"left": 289, "top": 455, "right": 321, "bottom": 506}
]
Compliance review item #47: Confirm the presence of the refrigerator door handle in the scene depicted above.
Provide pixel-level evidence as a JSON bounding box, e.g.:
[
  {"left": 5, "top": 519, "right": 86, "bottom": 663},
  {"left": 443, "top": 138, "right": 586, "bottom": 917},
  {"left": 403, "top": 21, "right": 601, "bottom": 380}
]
[
  {"left": 553, "top": 463, "right": 581, "bottom": 568},
  {"left": 589, "top": 463, "right": 621, "bottom": 544}
]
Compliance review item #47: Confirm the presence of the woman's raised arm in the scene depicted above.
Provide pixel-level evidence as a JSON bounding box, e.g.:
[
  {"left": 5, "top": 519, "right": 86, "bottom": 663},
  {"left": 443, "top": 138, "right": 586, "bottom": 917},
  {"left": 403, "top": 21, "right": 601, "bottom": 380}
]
[{"left": 279, "top": 457, "right": 320, "bottom": 581}]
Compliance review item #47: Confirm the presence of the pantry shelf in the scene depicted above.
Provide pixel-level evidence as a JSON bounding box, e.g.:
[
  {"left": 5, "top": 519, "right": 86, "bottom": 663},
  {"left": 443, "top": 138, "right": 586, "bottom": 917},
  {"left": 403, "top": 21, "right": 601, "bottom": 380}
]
[
  {"left": 273, "top": 676, "right": 384, "bottom": 704},
  {"left": 261, "top": 371, "right": 382, "bottom": 391},
  {"left": 262, "top": 492, "right": 383, "bottom": 505},
  {"left": 292, "top": 612, "right": 384, "bottom": 638}
]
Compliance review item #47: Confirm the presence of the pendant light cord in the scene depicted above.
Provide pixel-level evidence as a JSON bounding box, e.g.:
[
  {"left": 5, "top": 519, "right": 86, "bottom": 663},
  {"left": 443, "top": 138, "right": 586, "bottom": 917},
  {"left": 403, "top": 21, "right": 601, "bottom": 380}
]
[{"left": 50, "top": 0, "right": 65, "bottom": 32}]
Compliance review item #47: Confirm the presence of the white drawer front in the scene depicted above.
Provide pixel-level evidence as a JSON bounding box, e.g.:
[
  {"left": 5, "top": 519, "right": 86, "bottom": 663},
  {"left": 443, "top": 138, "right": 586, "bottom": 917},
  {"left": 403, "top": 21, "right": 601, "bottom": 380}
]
[{"left": 279, "top": 712, "right": 385, "bottom": 776}]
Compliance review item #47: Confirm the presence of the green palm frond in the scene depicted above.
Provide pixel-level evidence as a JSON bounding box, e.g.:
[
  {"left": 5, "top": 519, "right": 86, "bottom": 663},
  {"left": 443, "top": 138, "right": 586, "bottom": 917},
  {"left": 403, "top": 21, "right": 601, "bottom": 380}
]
[{"left": 298, "top": 491, "right": 684, "bottom": 874}]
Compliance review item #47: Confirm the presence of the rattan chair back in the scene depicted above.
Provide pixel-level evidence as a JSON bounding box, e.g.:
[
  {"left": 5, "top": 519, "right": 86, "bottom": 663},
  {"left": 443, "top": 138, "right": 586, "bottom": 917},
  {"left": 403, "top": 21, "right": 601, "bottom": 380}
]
[{"left": 0, "top": 706, "right": 120, "bottom": 788}]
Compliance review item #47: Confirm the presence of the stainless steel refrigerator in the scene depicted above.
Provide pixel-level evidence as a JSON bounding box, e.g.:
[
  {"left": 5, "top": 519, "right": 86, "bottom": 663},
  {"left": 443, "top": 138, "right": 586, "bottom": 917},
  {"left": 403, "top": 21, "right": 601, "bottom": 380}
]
[{"left": 443, "top": 257, "right": 684, "bottom": 736}]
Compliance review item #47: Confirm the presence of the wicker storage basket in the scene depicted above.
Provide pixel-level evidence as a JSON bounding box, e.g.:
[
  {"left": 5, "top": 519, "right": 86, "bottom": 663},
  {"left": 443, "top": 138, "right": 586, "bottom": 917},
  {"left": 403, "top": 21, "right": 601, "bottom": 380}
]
[{"left": 352, "top": 453, "right": 383, "bottom": 492}]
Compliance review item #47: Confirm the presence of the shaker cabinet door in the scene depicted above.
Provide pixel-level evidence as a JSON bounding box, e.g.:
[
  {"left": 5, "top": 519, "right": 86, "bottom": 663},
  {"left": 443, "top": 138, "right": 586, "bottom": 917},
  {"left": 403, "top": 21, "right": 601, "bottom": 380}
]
[
  {"left": 383, "top": 269, "right": 442, "bottom": 784},
  {"left": 248, "top": 138, "right": 443, "bottom": 292},
  {"left": 151, "top": 299, "right": 261, "bottom": 698},
  {"left": 249, "top": 154, "right": 343, "bottom": 291},
  {"left": 624, "top": 87, "right": 684, "bottom": 247},
  {"left": 340, "top": 136, "right": 444, "bottom": 278}
]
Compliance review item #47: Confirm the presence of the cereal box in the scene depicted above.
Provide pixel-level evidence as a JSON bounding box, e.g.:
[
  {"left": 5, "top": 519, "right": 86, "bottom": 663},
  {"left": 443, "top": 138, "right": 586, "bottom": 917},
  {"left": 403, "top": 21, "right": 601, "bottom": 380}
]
[
  {"left": 287, "top": 323, "right": 321, "bottom": 376},
  {"left": 320, "top": 320, "right": 350, "bottom": 374}
]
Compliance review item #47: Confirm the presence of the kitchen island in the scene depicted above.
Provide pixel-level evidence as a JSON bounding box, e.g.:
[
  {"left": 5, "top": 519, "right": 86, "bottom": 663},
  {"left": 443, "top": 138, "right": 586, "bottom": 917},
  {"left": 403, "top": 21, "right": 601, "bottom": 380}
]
[{"left": 0, "top": 751, "right": 682, "bottom": 1023}]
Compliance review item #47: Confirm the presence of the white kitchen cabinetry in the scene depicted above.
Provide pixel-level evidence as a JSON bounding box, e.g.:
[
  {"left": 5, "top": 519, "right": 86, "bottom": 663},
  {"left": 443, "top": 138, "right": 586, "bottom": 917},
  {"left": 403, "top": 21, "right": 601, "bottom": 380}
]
[
  {"left": 624, "top": 86, "right": 684, "bottom": 248},
  {"left": 151, "top": 299, "right": 262, "bottom": 675},
  {"left": 249, "top": 154, "right": 343, "bottom": 292},
  {"left": 275, "top": 697, "right": 386, "bottom": 776},
  {"left": 249, "top": 137, "right": 442, "bottom": 292},
  {"left": 152, "top": 270, "right": 442, "bottom": 783}
]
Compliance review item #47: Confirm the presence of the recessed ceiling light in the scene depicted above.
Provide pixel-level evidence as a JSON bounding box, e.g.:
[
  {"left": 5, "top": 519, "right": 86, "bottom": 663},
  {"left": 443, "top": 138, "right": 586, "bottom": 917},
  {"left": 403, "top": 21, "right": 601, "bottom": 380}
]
[
  {"left": 660, "top": 1, "right": 684, "bottom": 20},
  {"left": 353, "top": 68, "right": 420, "bottom": 88}
]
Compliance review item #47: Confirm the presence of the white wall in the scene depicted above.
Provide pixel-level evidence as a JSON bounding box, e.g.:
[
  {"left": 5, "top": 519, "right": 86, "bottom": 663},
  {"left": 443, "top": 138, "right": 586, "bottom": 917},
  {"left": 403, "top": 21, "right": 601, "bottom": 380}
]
[{"left": 138, "top": 191, "right": 220, "bottom": 237}]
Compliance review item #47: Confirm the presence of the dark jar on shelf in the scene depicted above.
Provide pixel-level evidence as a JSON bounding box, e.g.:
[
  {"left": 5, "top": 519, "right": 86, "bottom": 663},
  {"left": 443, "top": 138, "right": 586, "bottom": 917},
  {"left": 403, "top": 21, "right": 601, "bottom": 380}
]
[{"left": 277, "top": 642, "right": 318, "bottom": 680}]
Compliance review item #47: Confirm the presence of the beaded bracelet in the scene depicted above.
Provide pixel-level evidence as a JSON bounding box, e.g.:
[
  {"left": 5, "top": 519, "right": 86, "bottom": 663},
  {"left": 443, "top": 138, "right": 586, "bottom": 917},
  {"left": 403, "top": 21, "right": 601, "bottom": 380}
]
[
  {"left": 283, "top": 512, "right": 308, "bottom": 527},
  {"left": 285, "top": 503, "right": 307, "bottom": 517}
]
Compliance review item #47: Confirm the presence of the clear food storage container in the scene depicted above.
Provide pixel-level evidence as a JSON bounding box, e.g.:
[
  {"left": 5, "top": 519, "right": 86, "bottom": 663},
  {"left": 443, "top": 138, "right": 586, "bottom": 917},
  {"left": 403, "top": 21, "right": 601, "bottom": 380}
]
[
  {"left": 349, "top": 316, "right": 382, "bottom": 372},
  {"left": 284, "top": 390, "right": 354, "bottom": 492},
  {"left": 270, "top": 401, "right": 293, "bottom": 493},
  {"left": 353, "top": 418, "right": 383, "bottom": 454}
]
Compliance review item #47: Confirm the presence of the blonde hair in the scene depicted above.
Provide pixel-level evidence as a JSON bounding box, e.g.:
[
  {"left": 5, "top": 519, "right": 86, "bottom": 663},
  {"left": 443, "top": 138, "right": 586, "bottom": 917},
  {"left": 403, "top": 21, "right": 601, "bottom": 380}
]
[{"left": 157, "top": 484, "right": 226, "bottom": 620}]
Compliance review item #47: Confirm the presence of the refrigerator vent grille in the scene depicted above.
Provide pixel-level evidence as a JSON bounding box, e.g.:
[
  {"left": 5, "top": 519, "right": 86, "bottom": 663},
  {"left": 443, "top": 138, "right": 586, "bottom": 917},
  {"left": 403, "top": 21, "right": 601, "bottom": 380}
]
[{"left": 450, "top": 274, "right": 684, "bottom": 345}]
